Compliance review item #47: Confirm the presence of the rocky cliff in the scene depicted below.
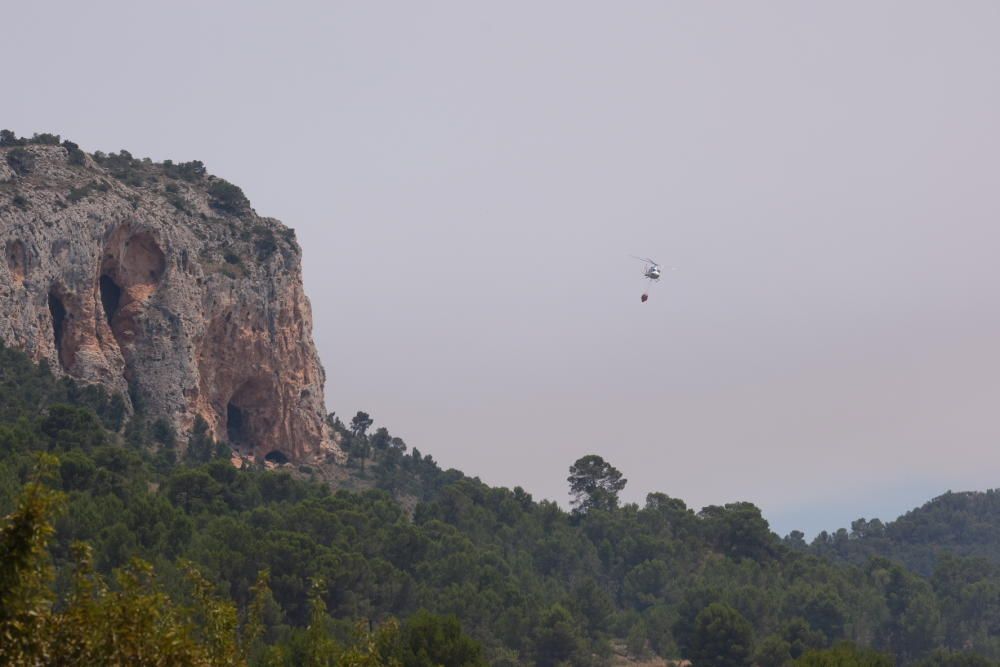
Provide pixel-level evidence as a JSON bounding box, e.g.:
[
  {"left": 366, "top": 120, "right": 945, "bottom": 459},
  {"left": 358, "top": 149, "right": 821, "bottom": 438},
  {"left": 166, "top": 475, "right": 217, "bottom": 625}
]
[{"left": 0, "top": 135, "right": 336, "bottom": 462}]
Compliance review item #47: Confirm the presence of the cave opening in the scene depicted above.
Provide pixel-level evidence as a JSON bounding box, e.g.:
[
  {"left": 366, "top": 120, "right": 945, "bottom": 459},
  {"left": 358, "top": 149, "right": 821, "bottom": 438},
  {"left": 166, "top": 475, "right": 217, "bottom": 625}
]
[
  {"left": 99, "top": 274, "right": 122, "bottom": 324},
  {"left": 226, "top": 402, "right": 246, "bottom": 445},
  {"left": 48, "top": 291, "right": 68, "bottom": 369},
  {"left": 264, "top": 450, "right": 289, "bottom": 465},
  {"left": 223, "top": 377, "right": 277, "bottom": 458}
]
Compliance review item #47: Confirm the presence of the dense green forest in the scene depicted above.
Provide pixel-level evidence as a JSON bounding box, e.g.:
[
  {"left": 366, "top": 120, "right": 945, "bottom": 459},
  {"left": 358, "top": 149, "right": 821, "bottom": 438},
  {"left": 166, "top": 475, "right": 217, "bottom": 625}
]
[
  {"left": 2, "top": 340, "right": 1000, "bottom": 666},
  {"left": 807, "top": 491, "right": 1000, "bottom": 577}
]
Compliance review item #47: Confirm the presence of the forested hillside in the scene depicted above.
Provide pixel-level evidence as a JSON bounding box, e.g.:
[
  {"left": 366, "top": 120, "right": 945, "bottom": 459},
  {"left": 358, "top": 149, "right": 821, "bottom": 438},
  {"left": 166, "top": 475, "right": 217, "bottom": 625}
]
[
  {"left": 809, "top": 491, "right": 1000, "bottom": 577},
  {"left": 2, "top": 341, "right": 1000, "bottom": 666}
]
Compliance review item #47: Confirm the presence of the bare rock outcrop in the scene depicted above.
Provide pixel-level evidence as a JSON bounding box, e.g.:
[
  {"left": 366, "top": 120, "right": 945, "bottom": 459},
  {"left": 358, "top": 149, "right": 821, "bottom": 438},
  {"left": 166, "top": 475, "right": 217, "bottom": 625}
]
[{"left": 0, "top": 141, "right": 337, "bottom": 462}]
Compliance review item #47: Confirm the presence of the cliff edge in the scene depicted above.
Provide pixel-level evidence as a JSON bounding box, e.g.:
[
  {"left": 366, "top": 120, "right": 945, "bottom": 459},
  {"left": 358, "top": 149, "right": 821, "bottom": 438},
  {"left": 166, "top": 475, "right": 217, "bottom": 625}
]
[{"left": 0, "top": 133, "right": 336, "bottom": 462}]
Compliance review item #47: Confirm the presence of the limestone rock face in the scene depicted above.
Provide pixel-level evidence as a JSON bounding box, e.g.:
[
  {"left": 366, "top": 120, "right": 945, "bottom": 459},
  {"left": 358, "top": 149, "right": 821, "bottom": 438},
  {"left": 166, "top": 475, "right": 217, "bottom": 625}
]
[{"left": 0, "top": 143, "right": 336, "bottom": 461}]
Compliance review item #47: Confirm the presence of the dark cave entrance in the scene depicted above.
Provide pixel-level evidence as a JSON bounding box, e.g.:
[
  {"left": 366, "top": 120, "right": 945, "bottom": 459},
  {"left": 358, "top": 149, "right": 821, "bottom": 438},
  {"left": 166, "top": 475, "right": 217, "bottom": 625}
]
[
  {"left": 224, "top": 377, "right": 278, "bottom": 459},
  {"left": 99, "top": 274, "right": 122, "bottom": 324},
  {"left": 48, "top": 291, "right": 68, "bottom": 369},
  {"left": 264, "top": 450, "right": 289, "bottom": 465},
  {"left": 226, "top": 402, "right": 246, "bottom": 445}
]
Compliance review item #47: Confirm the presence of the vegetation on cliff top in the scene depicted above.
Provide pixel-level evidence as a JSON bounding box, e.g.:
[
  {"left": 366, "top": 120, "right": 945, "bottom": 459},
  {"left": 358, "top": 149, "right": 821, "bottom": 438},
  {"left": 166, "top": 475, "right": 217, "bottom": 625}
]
[
  {"left": 2, "top": 129, "right": 296, "bottom": 285},
  {"left": 2, "top": 129, "right": 252, "bottom": 218}
]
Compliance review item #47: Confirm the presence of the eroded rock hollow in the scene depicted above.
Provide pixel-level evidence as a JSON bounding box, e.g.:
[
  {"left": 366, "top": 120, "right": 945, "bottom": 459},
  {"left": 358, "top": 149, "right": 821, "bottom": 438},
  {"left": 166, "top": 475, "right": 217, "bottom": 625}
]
[{"left": 0, "top": 143, "right": 336, "bottom": 462}]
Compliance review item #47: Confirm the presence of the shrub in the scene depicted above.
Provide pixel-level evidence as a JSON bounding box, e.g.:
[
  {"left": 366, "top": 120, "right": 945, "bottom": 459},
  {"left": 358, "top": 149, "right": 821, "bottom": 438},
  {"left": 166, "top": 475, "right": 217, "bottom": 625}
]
[
  {"left": 255, "top": 234, "right": 278, "bottom": 261},
  {"left": 166, "top": 193, "right": 188, "bottom": 212},
  {"left": 207, "top": 179, "right": 249, "bottom": 214},
  {"left": 0, "top": 129, "right": 25, "bottom": 147},
  {"left": 67, "top": 184, "right": 91, "bottom": 203},
  {"left": 29, "top": 133, "right": 61, "bottom": 145},
  {"left": 67, "top": 180, "right": 110, "bottom": 203},
  {"left": 95, "top": 150, "right": 144, "bottom": 186},
  {"left": 62, "top": 140, "right": 86, "bottom": 165},
  {"left": 163, "top": 159, "right": 206, "bottom": 182},
  {"left": 795, "top": 642, "right": 892, "bottom": 667},
  {"left": 6, "top": 148, "right": 35, "bottom": 176}
]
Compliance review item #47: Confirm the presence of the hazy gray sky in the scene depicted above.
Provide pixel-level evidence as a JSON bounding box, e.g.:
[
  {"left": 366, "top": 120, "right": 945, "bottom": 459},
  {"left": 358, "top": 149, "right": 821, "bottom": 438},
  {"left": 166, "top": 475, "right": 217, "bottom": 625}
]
[{"left": 7, "top": 1, "right": 1000, "bottom": 536}]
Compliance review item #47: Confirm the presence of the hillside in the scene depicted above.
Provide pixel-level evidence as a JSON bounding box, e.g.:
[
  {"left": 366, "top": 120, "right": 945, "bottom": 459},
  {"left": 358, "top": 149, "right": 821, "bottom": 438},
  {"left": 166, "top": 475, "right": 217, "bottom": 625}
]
[
  {"left": 4, "top": 132, "right": 1000, "bottom": 666},
  {"left": 809, "top": 490, "right": 1000, "bottom": 576},
  {"left": 2, "top": 339, "right": 1000, "bottom": 665}
]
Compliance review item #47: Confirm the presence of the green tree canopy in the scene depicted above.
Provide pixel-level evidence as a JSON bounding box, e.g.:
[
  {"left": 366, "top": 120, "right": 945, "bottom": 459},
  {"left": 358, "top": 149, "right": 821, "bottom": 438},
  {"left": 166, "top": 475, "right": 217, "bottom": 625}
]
[
  {"left": 567, "top": 455, "right": 626, "bottom": 514},
  {"left": 687, "top": 603, "right": 754, "bottom": 667}
]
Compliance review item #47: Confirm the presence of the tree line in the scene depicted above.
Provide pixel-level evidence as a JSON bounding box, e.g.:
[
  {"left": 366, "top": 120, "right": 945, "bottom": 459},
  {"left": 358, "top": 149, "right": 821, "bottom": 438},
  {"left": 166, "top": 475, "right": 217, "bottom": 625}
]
[{"left": 2, "top": 340, "right": 1000, "bottom": 665}]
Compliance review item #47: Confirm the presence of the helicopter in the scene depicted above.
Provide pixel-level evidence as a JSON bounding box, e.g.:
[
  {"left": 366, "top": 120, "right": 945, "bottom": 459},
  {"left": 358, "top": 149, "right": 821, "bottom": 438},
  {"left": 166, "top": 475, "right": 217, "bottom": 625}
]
[
  {"left": 631, "top": 256, "right": 668, "bottom": 303},
  {"left": 633, "top": 256, "right": 662, "bottom": 281}
]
